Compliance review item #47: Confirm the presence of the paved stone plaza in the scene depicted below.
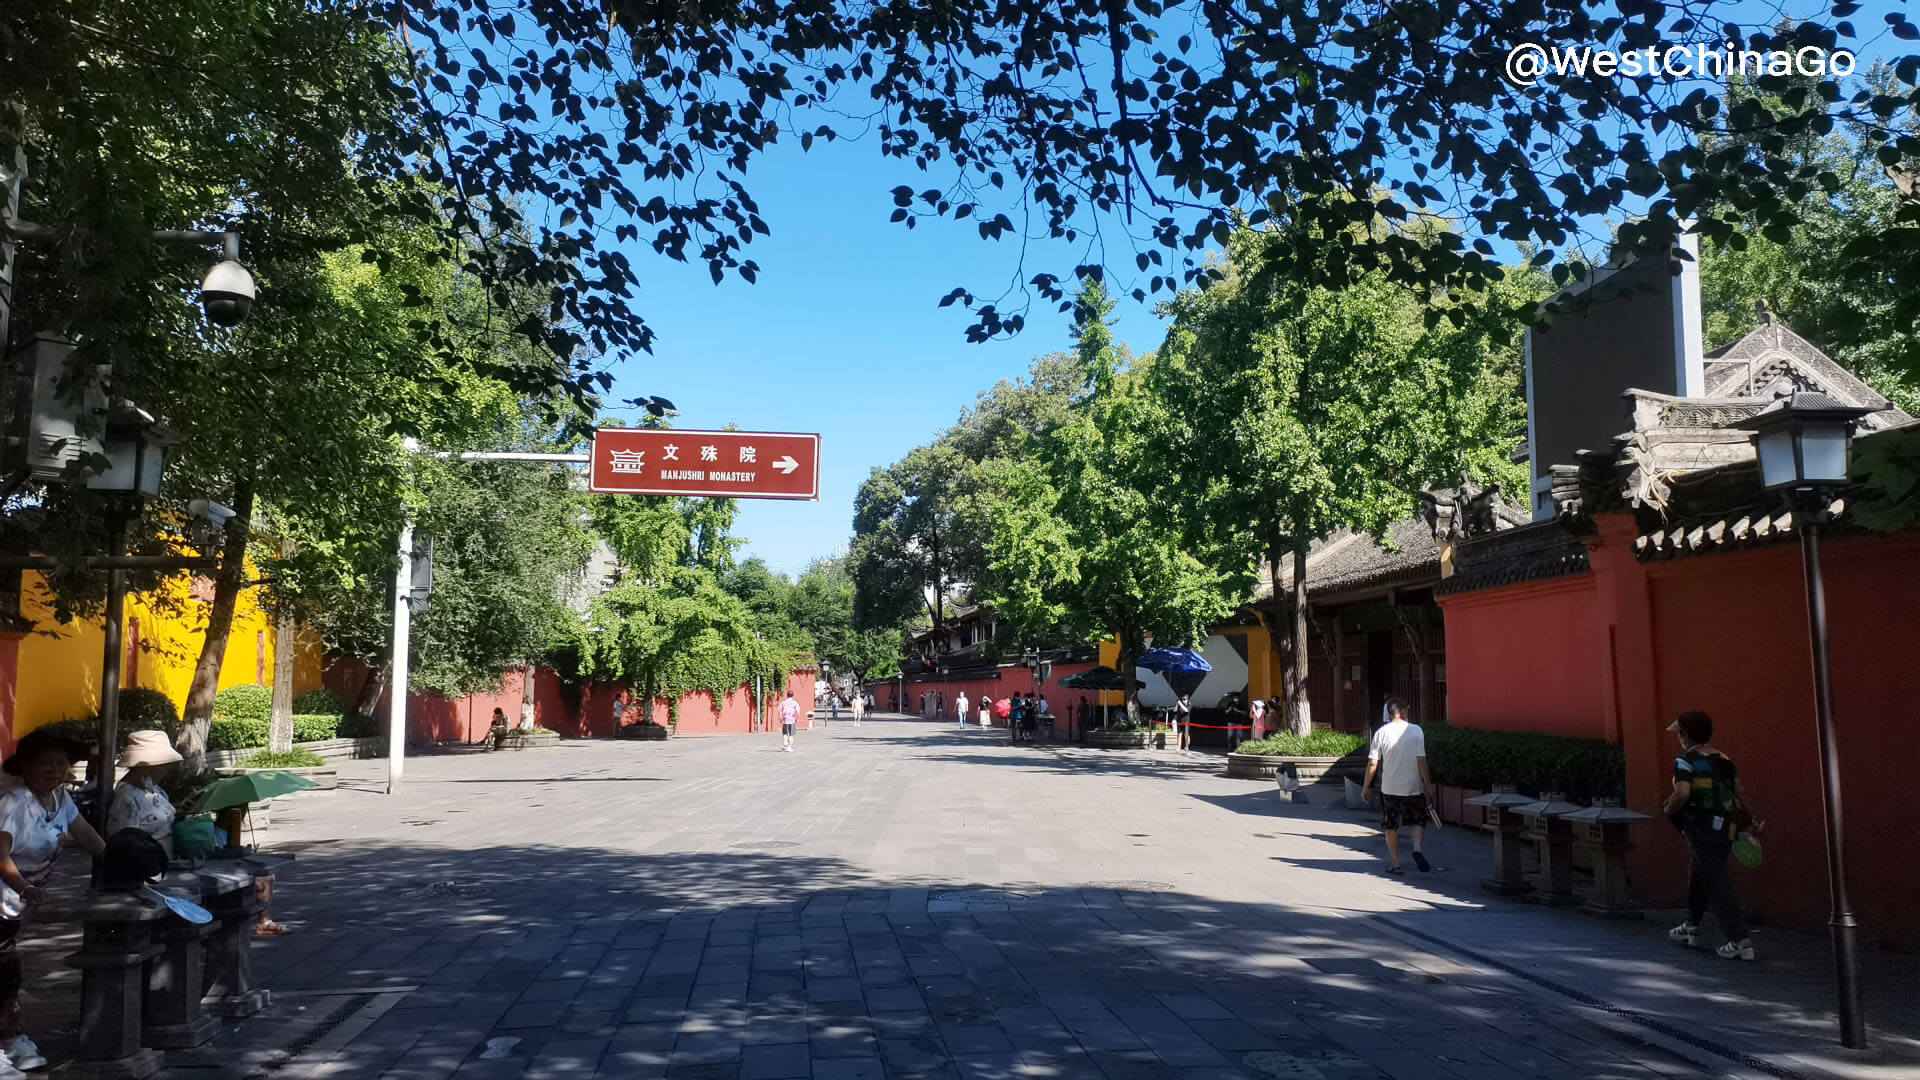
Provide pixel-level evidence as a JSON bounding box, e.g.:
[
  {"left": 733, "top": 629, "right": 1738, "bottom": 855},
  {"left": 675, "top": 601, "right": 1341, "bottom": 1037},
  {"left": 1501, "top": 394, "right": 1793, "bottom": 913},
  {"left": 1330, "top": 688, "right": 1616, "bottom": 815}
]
[{"left": 118, "top": 718, "right": 1916, "bottom": 1080}]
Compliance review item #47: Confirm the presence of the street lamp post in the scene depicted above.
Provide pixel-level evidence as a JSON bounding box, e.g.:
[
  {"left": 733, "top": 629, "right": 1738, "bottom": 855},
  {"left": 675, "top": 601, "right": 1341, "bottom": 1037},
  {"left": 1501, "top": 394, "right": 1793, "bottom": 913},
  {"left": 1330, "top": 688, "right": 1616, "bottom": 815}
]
[
  {"left": 1735, "top": 392, "right": 1873, "bottom": 1049},
  {"left": 84, "top": 405, "right": 177, "bottom": 837}
]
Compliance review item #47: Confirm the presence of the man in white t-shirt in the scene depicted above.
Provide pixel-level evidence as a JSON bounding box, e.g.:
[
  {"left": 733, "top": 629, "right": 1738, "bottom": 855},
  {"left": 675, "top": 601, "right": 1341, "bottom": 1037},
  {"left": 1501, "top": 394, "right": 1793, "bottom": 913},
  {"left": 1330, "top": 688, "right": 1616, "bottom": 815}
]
[
  {"left": 954, "top": 692, "right": 969, "bottom": 727},
  {"left": 1362, "top": 696, "right": 1434, "bottom": 874}
]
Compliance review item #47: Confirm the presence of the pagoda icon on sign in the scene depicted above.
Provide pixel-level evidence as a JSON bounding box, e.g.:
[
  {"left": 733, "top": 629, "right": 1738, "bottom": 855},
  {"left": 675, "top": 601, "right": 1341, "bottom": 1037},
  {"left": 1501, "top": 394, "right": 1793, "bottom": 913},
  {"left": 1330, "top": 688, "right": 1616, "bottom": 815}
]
[{"left": 609, "top": 449, "right": 645, "bottom": 474}]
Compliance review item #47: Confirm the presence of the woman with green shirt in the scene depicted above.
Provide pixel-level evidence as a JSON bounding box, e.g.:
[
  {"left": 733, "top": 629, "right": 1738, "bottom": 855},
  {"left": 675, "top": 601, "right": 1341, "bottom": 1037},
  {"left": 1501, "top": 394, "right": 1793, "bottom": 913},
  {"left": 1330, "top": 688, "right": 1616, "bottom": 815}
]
[{"left": 1662, "top": 710, "right": 1756, "bottom": 961}]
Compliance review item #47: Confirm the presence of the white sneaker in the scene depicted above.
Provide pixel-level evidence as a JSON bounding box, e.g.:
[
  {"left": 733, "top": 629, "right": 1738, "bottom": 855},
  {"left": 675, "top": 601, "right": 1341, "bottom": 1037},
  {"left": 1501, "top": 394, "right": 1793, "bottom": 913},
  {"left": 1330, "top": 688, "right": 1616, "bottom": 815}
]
[
  {"left": 1667, "top": 921, "right": 1700, "bottom": 947},
  {"left": 0, "top": 1049, "right": 31, "bottom": 1078},
  {"left": 5, "top": 1035, "right": 44, "bottom": 1071},
  {"left": 1717, "top": 938, "right": 1756, "bottom": 961}
]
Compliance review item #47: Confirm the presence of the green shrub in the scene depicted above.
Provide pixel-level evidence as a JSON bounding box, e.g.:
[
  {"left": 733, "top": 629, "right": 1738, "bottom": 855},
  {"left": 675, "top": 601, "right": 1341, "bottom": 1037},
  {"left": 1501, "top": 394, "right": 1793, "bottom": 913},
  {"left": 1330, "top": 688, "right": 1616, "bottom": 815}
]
[
  {"left": 292, "top": 714, "right": 340, "bottom": 742},
  {"left": 235, "top": 748, "right": 325, "bottom": 769},
  {"left": 337, "top": 712, "right": 380, "bottom": 739},
  {"left": 292, "top": 689, "right": 345, "bottom": 716},
  {"left": 109, "top": 688, "right": 181, "bottom": 741},
  {"left": 1233, "top": 731, "right": 1367, "bottom": 757},
  {"left": 1424, "top": 725, "right": 1625, "bottom": 803},
  {"left": 212, "top": 684, "right": 272, "bottom": 724},
  {"left": 207, "top": 717, "right": 269, "bottom": 751}
]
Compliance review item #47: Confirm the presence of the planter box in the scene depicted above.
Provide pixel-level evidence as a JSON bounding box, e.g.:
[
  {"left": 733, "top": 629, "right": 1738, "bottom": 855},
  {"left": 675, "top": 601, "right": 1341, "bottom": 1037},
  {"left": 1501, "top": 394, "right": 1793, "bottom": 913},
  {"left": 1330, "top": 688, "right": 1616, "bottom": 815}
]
[
  {"left": 1085, "top": 730, "right": 1154, "bottom": 749},
  {"left": 1226, "top": 752, "right": 1365, "bottom": 783},
  {"left": 495, "top": 731, "right": 559, "bottom": 750},
  {"left": 203, "top": 736, "right": 384, "bottom": 771},
  {"left": 213, "top": 765, "right": 338, "bottom": 792}
]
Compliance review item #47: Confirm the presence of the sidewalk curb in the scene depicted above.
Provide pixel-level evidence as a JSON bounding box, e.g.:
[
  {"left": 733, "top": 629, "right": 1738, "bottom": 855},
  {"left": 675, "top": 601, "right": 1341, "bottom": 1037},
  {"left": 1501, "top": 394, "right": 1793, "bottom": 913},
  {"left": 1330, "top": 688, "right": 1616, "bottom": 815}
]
[{"left": 1369, "top": 915, "right": 1859, "bottom": 1080}]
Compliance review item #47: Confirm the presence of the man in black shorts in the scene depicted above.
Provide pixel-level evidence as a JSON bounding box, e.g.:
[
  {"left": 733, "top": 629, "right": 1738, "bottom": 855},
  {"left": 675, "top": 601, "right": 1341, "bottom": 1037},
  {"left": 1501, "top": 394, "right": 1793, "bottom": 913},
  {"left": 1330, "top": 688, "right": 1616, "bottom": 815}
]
[{"left": 1361, "top": 697, "right": 1434, "bottom": 874}]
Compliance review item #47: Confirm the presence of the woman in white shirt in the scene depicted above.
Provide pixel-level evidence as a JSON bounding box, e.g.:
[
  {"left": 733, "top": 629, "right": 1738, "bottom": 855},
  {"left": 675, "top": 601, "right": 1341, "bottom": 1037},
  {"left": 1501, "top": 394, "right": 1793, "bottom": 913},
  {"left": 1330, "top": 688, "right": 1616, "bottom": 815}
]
[
  {"left": 0, "top": 729, "right": 105, "bottom": 1073},
  {"left": 108, "top": 730, "right": 181, "bottom": 857}
]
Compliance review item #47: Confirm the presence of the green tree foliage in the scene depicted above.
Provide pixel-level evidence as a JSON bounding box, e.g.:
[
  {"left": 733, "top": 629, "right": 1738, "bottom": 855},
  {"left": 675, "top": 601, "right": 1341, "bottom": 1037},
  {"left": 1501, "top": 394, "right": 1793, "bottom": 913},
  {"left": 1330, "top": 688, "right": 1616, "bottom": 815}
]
[
  {"left": 1698, "top": 63, "right": 1920, "bottom": 412},
  {"left": 1153, "top": 225, "right": 1529, "bottom": 735},
  {"left": 786, "top": 557, "right": 903, "bottom": 684},
  {"left": 976, "top": 280, "right": 1244, "bottom": 719}
]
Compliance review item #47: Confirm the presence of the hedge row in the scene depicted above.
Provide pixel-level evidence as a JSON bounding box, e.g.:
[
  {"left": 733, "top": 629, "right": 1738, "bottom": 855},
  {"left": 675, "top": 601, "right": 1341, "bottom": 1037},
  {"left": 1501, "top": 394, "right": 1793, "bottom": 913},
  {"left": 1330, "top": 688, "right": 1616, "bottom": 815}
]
[
  {"left": 1423, "top": 725, "right": 1625, "bottom": 803},
  {"left": 208, "top": 714, "right": 345, "bottom": 750},
  {"left": 1232, "top": 731, "right": 1367, "bottom": 757}
]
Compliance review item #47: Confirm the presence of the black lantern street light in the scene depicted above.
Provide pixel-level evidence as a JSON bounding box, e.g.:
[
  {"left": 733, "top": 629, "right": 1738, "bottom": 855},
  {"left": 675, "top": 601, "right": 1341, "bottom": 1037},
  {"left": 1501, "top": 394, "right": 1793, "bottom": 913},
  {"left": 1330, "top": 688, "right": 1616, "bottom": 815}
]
[
  {"left": 1734, "top": 391, "right": 1874, "bottom": 1049},
  {"left": 84, "top": 405, "right": 180, "bottom": 837}
]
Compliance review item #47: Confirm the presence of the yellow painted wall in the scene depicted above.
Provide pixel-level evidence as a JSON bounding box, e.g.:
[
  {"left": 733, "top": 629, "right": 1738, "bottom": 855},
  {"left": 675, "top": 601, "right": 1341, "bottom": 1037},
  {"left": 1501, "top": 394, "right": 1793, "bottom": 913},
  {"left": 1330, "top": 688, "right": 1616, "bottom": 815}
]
[
  {"left": 1098, "top": 625, "right": 1282, "bottom": 706},
  {"left": 10, "top": 568, "right": 324, "bottom": 737}
]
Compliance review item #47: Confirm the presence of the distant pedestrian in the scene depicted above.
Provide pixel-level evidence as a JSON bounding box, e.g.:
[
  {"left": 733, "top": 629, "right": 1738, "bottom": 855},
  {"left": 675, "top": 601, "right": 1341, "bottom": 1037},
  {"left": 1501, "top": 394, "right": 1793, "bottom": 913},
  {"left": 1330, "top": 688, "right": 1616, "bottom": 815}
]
[
  {"left": 850, "top": 692, "right": 866, "bottom": 725},
  {"left": 829, "top": 691, "right": 839, "bottom": 723},
  {"left": 979, "top": 699, "right": 992, "bottom": 728},
  {"left": 1362, "top": 697, "right": 1432, "bottom": 874},
  {"left": 936, "top": 692, "right": 946, "bottom": 721},
  {"left": 1174, "top": 694, "right": 1193, "bottom": 753},
  {"left": 1663, "top": 710, "right": 1757, "bottom": 961},
  {"left": 955, "top": 692, "right": 970, "bottom": 728},
  {"left": 1248, "top": 696, "right": 1266, "bottom": 741},
  {"left": 779, "top": 690, "right": 800, "bottom": 751}
]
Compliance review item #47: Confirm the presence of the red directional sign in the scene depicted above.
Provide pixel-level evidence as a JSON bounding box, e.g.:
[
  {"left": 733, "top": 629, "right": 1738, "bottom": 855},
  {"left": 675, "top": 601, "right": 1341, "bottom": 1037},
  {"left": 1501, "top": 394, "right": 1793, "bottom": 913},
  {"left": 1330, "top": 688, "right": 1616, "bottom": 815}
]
[{"left": 589, "top": 428, "right": 821, "bottom": 500}]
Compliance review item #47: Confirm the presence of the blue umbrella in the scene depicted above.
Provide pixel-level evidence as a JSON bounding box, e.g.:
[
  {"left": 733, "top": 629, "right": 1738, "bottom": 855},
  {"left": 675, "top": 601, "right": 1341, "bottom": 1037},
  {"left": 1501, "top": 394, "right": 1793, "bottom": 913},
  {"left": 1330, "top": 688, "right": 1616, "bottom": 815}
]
[{"left": 1135, "top": 646, "right": 1211, "bottom": 698}]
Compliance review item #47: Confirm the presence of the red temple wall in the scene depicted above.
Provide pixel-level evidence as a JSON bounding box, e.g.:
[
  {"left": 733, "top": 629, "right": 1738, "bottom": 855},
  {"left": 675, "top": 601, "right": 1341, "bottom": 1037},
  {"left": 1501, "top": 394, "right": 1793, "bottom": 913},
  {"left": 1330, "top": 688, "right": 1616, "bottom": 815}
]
[{"left": 1438, "top": 574, "right": 1612, "bottom": 742}]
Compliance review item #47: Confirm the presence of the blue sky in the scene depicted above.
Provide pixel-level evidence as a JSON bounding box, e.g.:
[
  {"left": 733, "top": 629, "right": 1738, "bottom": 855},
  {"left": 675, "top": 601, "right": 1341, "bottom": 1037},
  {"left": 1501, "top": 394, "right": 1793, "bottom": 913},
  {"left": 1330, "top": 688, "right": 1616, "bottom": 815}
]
[
  {"left": 598, "top": 136, "right": 1172, "bottom": 576},
  {"left": 593, "top": 0, "right": 1916, "bottom": 576}
]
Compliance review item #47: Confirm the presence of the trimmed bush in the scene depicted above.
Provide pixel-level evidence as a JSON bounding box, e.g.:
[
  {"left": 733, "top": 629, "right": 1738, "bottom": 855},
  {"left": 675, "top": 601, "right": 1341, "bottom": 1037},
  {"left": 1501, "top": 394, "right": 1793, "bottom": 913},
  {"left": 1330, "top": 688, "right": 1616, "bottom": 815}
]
[
  {"left": 292, "top": 689, "right": 345, "bottom": 716},
  {"left": 110, "top": 688, "right": 181, "bottom": 741},
  {"left": 337, "top": 712, "right": 380, "bottom": 739},
  {"left": 212, "top": 684, "right": 272, "bottom": 724},
  {"left": 1424, "top": 725, "right": 1625, "bottom": 803},
  {"left": 207, "top": 717, "right": 269, "bottom": 751},
  {"left": 1233, "top": 731, "right": 1367, "bottom": 757},
  {"left": 235, "top": 748, "right": 325, "bottom": 769},
  {"left": 292, "top": 714, "right": 340, "bottom": 742}
]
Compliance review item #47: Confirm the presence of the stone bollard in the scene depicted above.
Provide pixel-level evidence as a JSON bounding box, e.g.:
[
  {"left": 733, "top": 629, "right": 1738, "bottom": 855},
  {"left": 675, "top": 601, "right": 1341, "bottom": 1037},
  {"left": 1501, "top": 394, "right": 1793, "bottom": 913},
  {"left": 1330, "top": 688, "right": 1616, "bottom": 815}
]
[
  {"left": 1516, "top": 793, "right": 1584, "bottom": 907},
  {"left": 1465, "top": 788, "right": 1536, "bottom": 896},
  {"left": 194, "top": 856, "right": 287, "bottom": 1017},
  {"left": 47, "top": 896, "right": 166, "bottom": 1080},
  {"left": 1563, "top": 801, "right": 1653, "bottom": 918},
  {"left": 142, "top": 880, "right": 218, "bottom": 1050}
]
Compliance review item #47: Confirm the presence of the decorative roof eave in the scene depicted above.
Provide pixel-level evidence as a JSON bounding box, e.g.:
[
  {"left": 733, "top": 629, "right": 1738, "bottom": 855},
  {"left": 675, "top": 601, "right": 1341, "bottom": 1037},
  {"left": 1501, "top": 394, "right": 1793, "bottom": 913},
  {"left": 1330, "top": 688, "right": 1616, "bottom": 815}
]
[{"left": 1436, "top": 517, "right": 1595, "bottom": 596}]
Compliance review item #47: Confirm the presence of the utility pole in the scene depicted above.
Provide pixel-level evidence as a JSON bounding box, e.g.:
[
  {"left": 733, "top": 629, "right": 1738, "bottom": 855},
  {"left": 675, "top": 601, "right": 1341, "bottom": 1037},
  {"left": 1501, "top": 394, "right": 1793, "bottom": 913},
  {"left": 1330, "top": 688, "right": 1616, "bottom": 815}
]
[{"left": 387, "top": 518, "right": 411, "bottom": 794}]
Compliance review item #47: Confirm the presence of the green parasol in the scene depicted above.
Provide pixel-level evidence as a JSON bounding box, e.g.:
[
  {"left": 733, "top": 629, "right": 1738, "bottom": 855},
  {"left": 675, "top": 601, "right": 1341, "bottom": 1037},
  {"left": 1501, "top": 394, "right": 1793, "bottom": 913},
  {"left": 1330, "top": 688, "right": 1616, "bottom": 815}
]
[{"left": 190, "top": 769, "right": 318, "bottom": 813}]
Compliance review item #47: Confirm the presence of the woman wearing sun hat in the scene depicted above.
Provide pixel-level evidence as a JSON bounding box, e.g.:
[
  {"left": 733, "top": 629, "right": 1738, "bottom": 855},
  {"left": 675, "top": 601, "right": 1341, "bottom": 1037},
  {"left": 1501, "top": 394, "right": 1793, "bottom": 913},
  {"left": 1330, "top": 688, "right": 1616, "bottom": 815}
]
[
  {"left": 108, "top": 730, "right": 182, "bottom": 857},
  {"left": 0, "top": 727, "right": 107, "bottom": 1073}
]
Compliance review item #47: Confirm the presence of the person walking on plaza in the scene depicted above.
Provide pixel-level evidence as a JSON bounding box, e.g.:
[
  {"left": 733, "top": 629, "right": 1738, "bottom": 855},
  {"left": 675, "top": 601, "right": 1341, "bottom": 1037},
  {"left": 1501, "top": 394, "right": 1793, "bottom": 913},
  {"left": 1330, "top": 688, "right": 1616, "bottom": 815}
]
[
  {"left": 1248, "top": 695, "right": 1266, "bottom": 741},
  {"left": 779, "top": 690, "right": 800, "bottom": 751},
  {"left": 851, "top": 691, "right": 866, "bottom": 726},
  {"left": 954, "top": 691, "right": 969, "bottom": 728},
  {"left": 1663, "top": 710, "right": 1757, "bottom": 961},
  {"left": 1174, "top": 693, "right": 1193, "bottom": 753},
  {"left": 1362, "top": 697, "right": 1433, "bottom": 874},
  {"left": 979, "top": 698, "right": 992, "bottom": 728}
]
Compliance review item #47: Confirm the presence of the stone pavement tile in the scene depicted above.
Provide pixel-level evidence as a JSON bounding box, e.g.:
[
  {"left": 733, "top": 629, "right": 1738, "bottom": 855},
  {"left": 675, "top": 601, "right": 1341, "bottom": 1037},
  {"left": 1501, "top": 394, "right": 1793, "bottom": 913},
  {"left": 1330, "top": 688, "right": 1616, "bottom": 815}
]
[
  {"left": 1178, "top": 1022, "right": 1275, "bottom": 1054},
  {"left": 741, "top": 1018, "right": 812, "bottom": 1046},
  {"left": 865, "top": 986, "right": 926, "bottom": 1012},
  {"left": 1086, "top": 1049, "right": 1178, "bottom": 1080},
  {"left": 1059, "top": 1019, "right": 1144, "bottom": 1052},
  {"left": 711, "top": 931, "right": 755, "bottom": 949},
  {"left": 938, "top": 1024, "right": 1016, "bottom": 1057},
  {"left": 951, "top": 1054, "right": 1022, "bottom": 1080},
  {"left": 452, "top": 1058, "right": 533, "bottom": 1079},
  {"left": 559, "top": 1006, "right": 620, "bottom": 1037},
  {"left": 807, "top": 959, "right": 856, "bottom": 979},
  {"left": 625, "top": 996, "right": 691, "bottom": 1024},
  {"left": 757, "top": 952, "right": 806, "bottom": 973},
  {"left": 1153, "top": 996, "right": 1234, "bottom": 1022},
  {"left": 530, "top": 1035, "right": 611, "bottom": 1075},
  {"left": 499, "top": 1000, "right": 570, "bottom": 1030},
  {"left": 916, "top": 975, "right": 975, "bottom": 1000},
  {"left": 640, "top": 975, "right": 701, "bottom": 997},
  {"left": 1106, "top": 1008, "right": 1189, "bottom": 1037},
  {"left": 706, "top": 946, "right": 754, "bottom": 964},
  {"left": 812, "top": 1059, "right": 885, "bottom": 1080},
  {"left": 1043, "top": 995, "right": 1112, "bottom": 1021},
  {"left": 869, "top": 1012, "right": 940, "bottom": 1039},
  {"left": 808, "top": 978, "right": 866, "bottom": 1003},
  {"left": 653, "top": 953, "right": 706, "bottom": 976},
  {"left": 810, "top": 1016, "right": 880, "bottom": 1060},
  {"left": 742, "top": 1042, "right": 814, "bottom": 1080},
  {"left": 666, "top": 1064, "right": 742, "bottom": 1080},
  {"left": 1135, "top": 1032, "right": 1230, "bottom": 1068},
  {"left": 910, "top": 956, "right": 966, "bottom": 977},
  {"left": 880, "top": 1037, "right": 952, "bottom": 1074},
  {"left": 674, "top": 1033, "right": 746, "bottom": 1064},
  {"left": 613, "top": 1023, "right": 683, "bottom": 1052},
  {"left": 701, "top": 963, "right": 754, "bottom": 985}
]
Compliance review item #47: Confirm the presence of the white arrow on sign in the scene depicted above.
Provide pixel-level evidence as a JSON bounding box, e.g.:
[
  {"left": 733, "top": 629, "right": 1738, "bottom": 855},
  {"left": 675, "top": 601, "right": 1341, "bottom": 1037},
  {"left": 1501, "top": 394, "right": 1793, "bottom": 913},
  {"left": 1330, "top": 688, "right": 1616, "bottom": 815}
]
[{"left": 772, "top": 455, "right": 800, "bottom": 475}]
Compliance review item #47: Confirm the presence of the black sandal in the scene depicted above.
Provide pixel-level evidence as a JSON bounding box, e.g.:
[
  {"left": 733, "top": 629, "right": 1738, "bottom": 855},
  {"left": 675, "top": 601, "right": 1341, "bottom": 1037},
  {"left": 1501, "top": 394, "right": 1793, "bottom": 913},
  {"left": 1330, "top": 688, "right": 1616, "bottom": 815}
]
[{"left": 1386, "top": 865, "right": 1405, "bottom": 875}]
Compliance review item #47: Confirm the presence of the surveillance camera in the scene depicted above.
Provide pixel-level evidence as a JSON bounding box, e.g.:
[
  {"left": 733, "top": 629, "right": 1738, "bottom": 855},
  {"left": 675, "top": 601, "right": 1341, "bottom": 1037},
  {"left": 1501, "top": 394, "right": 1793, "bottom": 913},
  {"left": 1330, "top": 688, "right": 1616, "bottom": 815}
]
[
  {"left": 200, "top": 260, "right": 256, "bottom": 326},
  {"left": 188, "top": 498, "right": 236, "bottom": 531}
]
